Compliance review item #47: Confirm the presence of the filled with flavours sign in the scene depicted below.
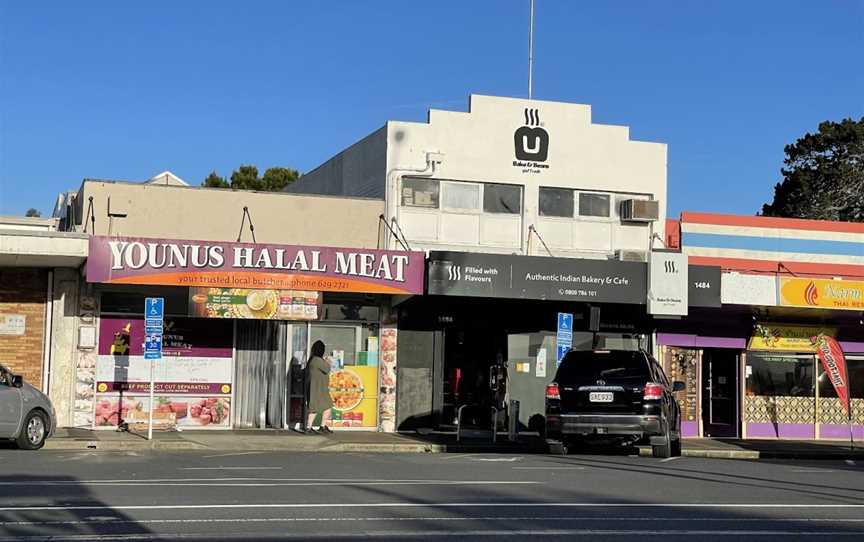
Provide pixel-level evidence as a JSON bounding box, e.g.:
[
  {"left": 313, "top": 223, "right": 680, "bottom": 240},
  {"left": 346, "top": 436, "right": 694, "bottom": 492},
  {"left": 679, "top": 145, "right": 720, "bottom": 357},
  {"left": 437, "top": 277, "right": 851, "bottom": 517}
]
[{"left": 86, "top": 236, "right": 425, "bottom": 295}]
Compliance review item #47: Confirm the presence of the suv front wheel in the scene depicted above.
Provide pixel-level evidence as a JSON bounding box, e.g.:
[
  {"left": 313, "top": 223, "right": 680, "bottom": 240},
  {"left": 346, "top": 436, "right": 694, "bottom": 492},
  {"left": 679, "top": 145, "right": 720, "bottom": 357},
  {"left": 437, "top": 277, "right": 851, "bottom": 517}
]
[{"left": 17, "top": 410, "right": 48, "bottom": 450}]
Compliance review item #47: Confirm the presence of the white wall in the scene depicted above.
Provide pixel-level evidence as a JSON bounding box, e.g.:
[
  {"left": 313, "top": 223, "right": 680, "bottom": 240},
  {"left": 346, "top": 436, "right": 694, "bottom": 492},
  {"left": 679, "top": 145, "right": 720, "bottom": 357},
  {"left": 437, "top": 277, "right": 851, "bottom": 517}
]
[{"left": 387, "top": 95, "right": 667, "bottom": 257}]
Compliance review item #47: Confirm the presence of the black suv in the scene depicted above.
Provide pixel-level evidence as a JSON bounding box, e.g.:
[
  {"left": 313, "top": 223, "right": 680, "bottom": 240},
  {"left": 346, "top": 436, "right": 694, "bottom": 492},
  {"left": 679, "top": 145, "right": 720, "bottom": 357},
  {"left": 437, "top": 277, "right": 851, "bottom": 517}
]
[{"left": 545, "top": 349, "right": 684, "bottom": 458}]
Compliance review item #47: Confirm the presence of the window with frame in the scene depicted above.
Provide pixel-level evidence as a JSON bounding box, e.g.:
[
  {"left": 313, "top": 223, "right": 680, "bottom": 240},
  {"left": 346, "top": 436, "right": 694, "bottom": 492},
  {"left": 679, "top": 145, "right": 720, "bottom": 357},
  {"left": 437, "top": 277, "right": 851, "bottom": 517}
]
[
  {"left": 746, "top": 353, "right": 814, "bottom": 397},
  {"left": 539, "top": 187, "right": 575, "bottom": 217},
  {"left": 483, "top": 183, "right": 522, "bottom": 214},
  {"left": 401, "top": 178, "right": 439, "bottom": 208},
  {"left": 578, "top": 192, "right": 611, "bottom": 218},
  {"left": 441, "top": 181, "right": 481, "bottom": 211}
]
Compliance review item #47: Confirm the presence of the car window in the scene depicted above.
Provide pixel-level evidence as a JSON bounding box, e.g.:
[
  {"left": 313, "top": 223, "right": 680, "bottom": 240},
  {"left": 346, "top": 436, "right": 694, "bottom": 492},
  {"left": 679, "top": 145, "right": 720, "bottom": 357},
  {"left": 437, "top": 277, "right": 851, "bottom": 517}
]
[
  {"left": 0, "top": 371, "right": 9, "bottom": 386},
  {"left": 650, "top": 361, "right": 669, "bottom": 386},
  {"left": 555, "top": 351, "right": 651, "bottom": 382}
]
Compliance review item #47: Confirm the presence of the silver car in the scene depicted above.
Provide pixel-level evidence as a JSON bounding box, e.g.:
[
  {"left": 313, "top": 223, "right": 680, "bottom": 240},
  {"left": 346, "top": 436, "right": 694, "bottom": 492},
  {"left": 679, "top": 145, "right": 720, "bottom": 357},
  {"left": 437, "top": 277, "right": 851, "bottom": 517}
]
[{"left": 0, "top": 365, "right": 55, "bottom": 449}]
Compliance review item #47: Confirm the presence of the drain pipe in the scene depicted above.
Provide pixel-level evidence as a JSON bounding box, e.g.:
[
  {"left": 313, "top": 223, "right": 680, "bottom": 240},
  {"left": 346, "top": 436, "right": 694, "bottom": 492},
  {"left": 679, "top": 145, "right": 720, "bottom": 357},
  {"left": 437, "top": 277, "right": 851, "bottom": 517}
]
[{"left": 385, "top": 152, "right": 444, "bottom": 250}]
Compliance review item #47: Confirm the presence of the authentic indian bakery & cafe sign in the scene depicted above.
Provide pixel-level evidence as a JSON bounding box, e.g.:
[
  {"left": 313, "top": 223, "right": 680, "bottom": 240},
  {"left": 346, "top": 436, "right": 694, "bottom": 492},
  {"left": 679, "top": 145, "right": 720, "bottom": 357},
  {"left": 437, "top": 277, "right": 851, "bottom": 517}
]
[{"left": 86, "top": 236, "right": 425, "bottom": 295}]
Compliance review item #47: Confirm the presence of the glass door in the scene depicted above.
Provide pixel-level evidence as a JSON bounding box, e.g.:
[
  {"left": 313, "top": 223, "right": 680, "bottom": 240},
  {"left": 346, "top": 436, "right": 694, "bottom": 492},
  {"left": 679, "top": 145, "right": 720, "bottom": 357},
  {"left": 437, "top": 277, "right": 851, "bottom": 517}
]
[
  {"left": 308, "top": 322, "right": 380, "bottom": 430},
  {"left": 702, "top": 349, "right": 739, "bottom": 438}
]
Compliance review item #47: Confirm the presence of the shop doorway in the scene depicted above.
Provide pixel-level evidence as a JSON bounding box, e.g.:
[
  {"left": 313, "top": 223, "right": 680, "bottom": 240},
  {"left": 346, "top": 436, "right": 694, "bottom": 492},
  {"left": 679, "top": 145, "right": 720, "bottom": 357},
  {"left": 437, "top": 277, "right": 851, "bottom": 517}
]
[
  {"left": 701, "top": 349, "right": 740, "bottom": 438},
  {"left": 234, "top": 321, "right": 307, "bottom": 429},
  {"left": 441, "top": 327, "right": 509, "bottom": 427}
]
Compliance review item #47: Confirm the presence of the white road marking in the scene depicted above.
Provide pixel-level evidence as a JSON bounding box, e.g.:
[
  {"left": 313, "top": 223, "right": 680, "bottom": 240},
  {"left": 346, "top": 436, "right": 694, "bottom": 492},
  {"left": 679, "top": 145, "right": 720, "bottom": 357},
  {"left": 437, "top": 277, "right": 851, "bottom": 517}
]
[
  {"left": 180, "top": 467, "right": 284, "bottom": 471},
  {"left": 442, "top": 453, "right": 478, "bottom": 460},
  {"left": 472, "top": 457, "right": 522, "bottom": 462},
  {"left": 0, "top": 478, "right": 537, "bottom": 488},
  {"left": 512, "top": 467, "right": 585, "bottom": 470},
  {"left": 660, "top": 457, "right": 680, "bottom": 463},
  {"left": 792, "top": 469, "right": 835, "bottom": 473},
  {"left": 21, "top": 481, "right": 537, "bottom": 488},
  {"left": 201, "top": 452, "right": 266, "bottom": 459},
  {"left": 845, "top": 460, "right": 856, "bottom": 466},
  {"left": 3, "top": 516, "right": 864, "bottom": 527},
  {"left": 3, "top": 502, "right": 864, "bottom": 512},
  {"left": 0, "top": 477, "right": 524, "bottom": 485},
  {"left": 0, "top": 528, "right": 862, "bottom": 541}
]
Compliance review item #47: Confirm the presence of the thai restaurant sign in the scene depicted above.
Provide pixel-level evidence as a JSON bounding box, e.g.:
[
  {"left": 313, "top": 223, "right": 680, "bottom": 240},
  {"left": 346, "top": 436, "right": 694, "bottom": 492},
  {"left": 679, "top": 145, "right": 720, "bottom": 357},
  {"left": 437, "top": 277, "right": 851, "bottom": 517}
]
[
  {"left": 86, "top": 236, "right": 425, "bottom": 295},
  {"left": 748, "top": 323, "right": 836, "bottom": 352},
  {"left": 780, "top": 277, "right": 864, "bottom": 311}
]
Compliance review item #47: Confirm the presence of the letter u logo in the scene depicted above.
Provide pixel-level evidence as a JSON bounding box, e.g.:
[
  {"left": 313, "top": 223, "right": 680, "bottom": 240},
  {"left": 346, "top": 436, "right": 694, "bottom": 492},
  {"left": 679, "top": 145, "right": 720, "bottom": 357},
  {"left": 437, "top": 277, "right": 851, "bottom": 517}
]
[{"left": 522, "top": 135, "right": 542, "bottom": 153}]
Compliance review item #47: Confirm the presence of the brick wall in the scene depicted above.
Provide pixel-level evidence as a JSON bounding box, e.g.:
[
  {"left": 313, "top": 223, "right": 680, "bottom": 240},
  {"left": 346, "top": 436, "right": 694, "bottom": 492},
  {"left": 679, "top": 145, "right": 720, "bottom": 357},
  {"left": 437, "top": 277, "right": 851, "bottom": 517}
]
[{"left": 0, "top": 268, "right": 48, "bottom": 390}]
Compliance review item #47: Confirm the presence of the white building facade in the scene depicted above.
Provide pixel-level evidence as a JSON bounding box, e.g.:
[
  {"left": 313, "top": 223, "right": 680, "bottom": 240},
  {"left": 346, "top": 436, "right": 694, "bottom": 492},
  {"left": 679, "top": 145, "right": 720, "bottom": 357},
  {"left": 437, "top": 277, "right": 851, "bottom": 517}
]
[{"left": 291, "top": 94, "right": 667, "bottom": 260}]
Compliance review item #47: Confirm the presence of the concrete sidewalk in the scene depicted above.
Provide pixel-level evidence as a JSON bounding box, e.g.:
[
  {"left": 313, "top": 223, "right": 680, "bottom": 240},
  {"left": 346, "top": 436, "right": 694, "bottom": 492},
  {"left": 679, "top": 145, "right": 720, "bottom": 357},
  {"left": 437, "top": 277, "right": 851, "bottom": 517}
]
[{"left": 39, "top": 427, "right": 864, "bottom": 460}]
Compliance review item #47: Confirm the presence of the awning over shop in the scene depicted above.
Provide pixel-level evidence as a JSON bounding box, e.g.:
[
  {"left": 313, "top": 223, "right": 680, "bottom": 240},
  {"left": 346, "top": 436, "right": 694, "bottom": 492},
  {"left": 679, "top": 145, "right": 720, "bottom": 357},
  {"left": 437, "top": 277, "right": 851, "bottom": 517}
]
[{"left": 0, "top": 229, "right": 89, "bottom": 268}]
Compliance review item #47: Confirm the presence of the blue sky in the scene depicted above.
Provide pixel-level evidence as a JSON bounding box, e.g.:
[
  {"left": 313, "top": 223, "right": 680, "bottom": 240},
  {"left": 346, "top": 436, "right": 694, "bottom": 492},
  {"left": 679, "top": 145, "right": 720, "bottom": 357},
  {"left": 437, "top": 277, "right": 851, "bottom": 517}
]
[{"left": 1, "top": 1, "right": 862, "bottom": 217}]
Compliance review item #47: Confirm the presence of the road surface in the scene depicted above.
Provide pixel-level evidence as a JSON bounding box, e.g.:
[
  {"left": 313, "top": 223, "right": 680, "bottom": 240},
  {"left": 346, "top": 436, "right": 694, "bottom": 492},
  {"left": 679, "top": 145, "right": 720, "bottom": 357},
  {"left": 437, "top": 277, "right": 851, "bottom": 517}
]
[{"left": 0, "top": 446, "right": 862, "bottom": 540}]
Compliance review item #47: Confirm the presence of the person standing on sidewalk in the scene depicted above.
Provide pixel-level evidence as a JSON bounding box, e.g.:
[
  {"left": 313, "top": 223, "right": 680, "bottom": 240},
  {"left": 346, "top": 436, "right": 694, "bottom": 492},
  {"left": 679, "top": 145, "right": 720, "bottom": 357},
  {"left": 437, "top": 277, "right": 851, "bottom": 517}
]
[{"left": 306, "top": 340, "right": 333, "bottom": 434}]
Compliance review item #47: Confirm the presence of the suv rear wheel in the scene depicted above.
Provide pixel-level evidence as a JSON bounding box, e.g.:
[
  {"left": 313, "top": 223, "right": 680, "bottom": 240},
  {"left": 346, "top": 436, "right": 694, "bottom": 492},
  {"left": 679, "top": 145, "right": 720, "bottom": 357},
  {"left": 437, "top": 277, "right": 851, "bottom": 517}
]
[
  {"left": 652, "top": 427, "right": 672, "bottom": 459},
  {"left": 671, "top": 434, "right": 682, "bottom": 457}
]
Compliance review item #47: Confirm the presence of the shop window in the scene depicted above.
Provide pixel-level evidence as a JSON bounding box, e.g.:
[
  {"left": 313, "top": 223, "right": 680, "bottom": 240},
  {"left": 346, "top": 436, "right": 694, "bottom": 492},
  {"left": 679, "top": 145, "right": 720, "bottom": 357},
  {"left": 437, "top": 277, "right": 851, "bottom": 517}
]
[
  {"left": 310, "top": 325, "right": 358, "bottom": 367},
  {"left": 746, "top": 353, "right": 814, "bottom": 397},
  {"left": 401, "top": 178, "right": 439, "bottom": 208},
  {"left": 577, "top": 192, "right": 611, "bottom": 218},
  {"left": 483, "top": 183, "right": 522, "bottom": 214},
  {"left": 441, "top": 181, "right": 481, "bottom": 211},
  {"left": 99, "top": 288, "right": 189, "bottom": 315},
  {"left": 819, "top": 359, "right": 864, "bottom": 400},
  {"left": 539, "top": 187, "right": 574, "bottom": 217},
  {"left": 665, "top": 347, "right": 699, "bottom": 423}
]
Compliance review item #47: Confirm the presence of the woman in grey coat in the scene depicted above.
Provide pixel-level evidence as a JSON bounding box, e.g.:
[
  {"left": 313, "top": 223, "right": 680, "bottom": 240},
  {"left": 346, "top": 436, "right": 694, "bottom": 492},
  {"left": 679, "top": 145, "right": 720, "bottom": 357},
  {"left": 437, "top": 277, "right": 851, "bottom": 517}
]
[{"left": 306, "top": 340, "right": 333, "bottom": 433}]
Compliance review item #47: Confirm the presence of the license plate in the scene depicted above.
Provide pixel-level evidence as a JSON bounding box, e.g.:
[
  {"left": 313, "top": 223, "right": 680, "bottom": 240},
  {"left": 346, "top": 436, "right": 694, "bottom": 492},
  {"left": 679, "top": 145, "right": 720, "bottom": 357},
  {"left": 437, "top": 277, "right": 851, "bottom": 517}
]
[{"left": 589, "top": 392, "right": 614, "bottom": 402}]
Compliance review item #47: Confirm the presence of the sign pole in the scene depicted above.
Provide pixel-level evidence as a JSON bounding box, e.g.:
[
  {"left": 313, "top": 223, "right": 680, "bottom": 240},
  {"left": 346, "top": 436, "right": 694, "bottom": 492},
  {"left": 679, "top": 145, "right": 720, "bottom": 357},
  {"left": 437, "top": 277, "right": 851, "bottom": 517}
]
[
  {"left": 148, "top": 357, "right": 155, "bottom": 441},
  {"left": 144, "top": 297, "right": 164, "bottom": 442}
]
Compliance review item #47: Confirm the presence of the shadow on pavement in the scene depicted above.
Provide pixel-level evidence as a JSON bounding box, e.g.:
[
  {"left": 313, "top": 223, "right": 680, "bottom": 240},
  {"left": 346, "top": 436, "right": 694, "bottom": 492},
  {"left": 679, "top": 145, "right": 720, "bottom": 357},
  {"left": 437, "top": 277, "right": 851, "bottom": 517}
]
[
  {"left": 0, "top": 475, "right": 152, "bottom": 540},
  {"left": 535, "top": 454, "right": 864, "bottom": 501},
  {"left": 328, "top": 478, "right": 864, "bottom": 540}
]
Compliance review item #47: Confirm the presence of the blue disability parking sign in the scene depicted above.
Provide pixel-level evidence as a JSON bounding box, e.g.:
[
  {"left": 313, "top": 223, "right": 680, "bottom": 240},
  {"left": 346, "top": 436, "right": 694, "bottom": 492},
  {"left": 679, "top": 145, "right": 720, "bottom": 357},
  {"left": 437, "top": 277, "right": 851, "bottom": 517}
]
[{"left": 556, "top": 312, "right": 573, "bottom": 366}]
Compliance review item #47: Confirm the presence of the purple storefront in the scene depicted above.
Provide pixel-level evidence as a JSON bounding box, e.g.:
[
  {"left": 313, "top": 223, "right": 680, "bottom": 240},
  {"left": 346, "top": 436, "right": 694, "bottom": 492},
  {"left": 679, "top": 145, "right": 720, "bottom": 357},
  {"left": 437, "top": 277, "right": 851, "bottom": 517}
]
[{"left": 658, "top": 212, "right": 864, "bottom": 441}]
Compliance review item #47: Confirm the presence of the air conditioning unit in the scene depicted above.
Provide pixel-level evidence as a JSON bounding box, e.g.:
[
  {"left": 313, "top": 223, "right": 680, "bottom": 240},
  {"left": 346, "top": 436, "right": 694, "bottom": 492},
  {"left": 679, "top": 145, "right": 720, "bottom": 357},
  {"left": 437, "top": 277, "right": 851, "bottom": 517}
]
[
  {"left": 614, "top": 249, "right": 647, "bottom": 262},
  {"left": 620, "top": 199, "right": 659, "bottom": 222}
]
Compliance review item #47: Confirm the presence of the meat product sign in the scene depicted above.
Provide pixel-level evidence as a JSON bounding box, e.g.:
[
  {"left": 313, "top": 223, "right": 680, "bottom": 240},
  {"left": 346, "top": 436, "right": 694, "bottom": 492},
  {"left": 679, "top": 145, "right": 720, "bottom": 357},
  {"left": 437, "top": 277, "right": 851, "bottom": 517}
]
[
  {"left": 812, "top": 334, "right": 851, "bottom": 417},
  {"left": 87, "top": 236, "right": 425, "bottom": 295}
]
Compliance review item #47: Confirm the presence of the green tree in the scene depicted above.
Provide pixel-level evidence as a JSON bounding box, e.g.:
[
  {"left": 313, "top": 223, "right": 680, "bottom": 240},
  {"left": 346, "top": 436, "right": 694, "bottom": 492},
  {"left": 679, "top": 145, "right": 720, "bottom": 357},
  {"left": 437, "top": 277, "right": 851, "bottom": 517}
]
[
  {"left": 25, "top": 208, "right": 41, "bottom": 217},
  {"left": 230, "top": 165, "right": 262, "bottom": 191},
  {"left": 761, "top": 117, "right": 864, "bottom": 222},
  {"left": 262, "top": 167, "right": 299, "bottom": 191},
  {"left": 202, "top": 171, "right": 229, "bottom": 188}
]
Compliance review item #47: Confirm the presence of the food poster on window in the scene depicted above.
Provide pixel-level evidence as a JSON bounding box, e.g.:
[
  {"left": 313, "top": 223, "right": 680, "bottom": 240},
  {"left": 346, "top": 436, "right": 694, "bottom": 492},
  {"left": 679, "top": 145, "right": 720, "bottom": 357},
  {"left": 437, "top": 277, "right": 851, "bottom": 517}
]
[
  {"left": 73, "top": 350, "right": 97, "bottom": 428},
  {"left": 189, "top": 287, "right": 322, "bottom": 321},
  {"left": 326, "top": 366, "right": 378, "bottom": 429},
  {"left": 94, "top": 316, "right": 233, "bottom": 429},
  {"left": 378, "top": 327, "right": 398, "bottom": 432}
]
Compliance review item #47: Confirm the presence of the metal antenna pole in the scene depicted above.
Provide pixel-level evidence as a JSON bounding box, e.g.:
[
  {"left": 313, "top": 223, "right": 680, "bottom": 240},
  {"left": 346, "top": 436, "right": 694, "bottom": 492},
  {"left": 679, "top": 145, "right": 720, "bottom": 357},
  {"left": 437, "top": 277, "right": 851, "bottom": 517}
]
[{"left": 528, "top": 0, "right": 535, "bottom": 99}]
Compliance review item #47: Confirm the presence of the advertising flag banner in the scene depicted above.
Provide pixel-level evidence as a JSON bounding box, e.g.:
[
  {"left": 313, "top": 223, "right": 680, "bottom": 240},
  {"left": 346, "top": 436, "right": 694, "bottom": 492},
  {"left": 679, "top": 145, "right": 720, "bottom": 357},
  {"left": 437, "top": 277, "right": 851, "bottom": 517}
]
[{"left": 812, "top": 334, "right": 851, "bottom": 417}]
